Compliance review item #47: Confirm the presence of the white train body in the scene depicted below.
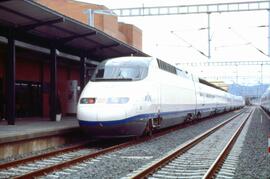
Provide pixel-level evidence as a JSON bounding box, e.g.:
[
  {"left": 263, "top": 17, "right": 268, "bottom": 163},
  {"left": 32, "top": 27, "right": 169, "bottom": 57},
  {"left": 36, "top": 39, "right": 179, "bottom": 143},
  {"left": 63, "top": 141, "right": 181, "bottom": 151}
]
[
  {"left": 261, "top": 87, "right": 270, "bottom": 113},
  {"left": 77, "top": 57, "right": 244, "bottom": 137}
]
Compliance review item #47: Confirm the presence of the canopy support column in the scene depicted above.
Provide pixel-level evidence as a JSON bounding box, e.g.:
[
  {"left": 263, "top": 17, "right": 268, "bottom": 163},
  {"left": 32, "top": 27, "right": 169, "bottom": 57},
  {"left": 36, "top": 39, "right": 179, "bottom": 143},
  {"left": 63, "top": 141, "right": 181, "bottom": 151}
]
[
  {"left": 6, "top": 30, "right": 16, "bottom": 125},
  {"left": 49, "top": 47, "right": 57, "bottom": 121}
]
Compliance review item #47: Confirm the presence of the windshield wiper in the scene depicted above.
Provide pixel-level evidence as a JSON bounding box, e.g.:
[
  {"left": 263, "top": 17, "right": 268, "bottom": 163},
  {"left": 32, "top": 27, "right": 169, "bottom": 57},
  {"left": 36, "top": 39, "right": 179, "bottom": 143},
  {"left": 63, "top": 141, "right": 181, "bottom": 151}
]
[{"left": 91, "top": 78, "right": 133, "bottom": 81}]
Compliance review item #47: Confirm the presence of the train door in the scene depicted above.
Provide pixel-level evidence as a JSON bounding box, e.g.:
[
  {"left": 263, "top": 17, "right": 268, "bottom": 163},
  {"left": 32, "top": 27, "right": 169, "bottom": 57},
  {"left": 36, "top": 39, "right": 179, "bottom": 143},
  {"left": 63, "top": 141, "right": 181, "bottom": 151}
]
[
  {"left": 156, "top": 82, "right": 161, "bottom": 118},
  {"left": 191, "top": 75, "right": 199, "bottom": 117},
  {"left": 150, "top": 80, "right": 161, "bottom": 129},
  {"left": 15, "top": 80, "right": 42, "bottom": 117},
  {"left": 149, "top": 65, "right": 161, "bottom": 128}
]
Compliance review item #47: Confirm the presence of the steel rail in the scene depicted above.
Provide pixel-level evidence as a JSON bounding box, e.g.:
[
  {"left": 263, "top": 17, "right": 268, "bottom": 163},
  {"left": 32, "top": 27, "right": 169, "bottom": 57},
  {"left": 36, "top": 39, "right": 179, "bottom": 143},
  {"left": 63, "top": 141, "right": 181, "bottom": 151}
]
[
  {"left": 203, "top": 108, "right": 254, "bottom": 179},
  {"left": 131, "top": 109, "right": 247, "bottom": 179},
  {"left": 0, "top": 140, "right": 92, "bottom": 169}
]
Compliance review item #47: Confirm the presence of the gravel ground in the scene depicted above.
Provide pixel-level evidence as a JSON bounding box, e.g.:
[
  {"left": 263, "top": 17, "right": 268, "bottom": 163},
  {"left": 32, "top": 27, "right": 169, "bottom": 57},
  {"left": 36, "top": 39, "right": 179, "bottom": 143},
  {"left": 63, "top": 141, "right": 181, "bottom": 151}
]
[
  {"left": 234, "top": 106, "right": 270, "bottom": 179},
  {"left": 45, "top": 109, "right": 246, "bottom": 179}
]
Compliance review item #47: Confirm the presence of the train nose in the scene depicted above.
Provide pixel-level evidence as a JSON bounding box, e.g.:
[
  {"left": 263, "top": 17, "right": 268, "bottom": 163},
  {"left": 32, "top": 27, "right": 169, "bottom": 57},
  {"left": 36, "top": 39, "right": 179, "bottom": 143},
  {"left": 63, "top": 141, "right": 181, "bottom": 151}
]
[
  {"left": 77, "top": 104, "right": 127, "bottom": 122},
  {"left": 96, "top": 105, "right": 127, "bottom": 121},
  {"left": 78, "top": 97, "right": 130, "bottom": 121}
]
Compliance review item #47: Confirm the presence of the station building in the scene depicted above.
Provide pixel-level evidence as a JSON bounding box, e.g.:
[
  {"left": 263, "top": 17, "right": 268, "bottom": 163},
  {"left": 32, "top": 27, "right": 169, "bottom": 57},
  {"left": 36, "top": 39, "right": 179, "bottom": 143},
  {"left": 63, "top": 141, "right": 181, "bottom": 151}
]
[
  {"left": 36, "top": 0, "right": 142, "bottom": 50},
  {"left": 0, "top": 0, "right": 146, "bottom": 125}
]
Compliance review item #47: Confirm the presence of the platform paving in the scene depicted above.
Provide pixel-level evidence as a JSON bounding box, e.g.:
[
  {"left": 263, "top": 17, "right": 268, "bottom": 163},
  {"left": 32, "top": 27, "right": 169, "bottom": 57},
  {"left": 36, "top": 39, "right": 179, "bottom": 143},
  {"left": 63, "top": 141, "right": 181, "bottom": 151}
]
[{"left": 0, "top": 117, "right": 79, "bottom": 144}]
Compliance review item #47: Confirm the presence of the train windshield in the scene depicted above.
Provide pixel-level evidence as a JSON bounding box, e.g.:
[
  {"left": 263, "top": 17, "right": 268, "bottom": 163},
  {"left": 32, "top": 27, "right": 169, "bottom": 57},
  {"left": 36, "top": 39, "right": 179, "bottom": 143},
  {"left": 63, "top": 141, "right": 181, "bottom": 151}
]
[{"left": 91, "top": 58, "right": 151, "bottom": 81}]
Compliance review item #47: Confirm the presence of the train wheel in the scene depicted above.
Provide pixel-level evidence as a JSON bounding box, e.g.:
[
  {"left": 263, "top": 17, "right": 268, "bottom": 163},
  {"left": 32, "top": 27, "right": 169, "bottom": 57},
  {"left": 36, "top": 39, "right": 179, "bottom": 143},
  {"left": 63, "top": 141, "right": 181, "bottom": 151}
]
[
  {"left": 184, "top": 114, "right": 193, "bottom": 123},
  {"left": 143, "top": 119, "right": 153, "bottom": 137},
  {"left": 196, "top": 112, "right": 201, "bottom": 120}
]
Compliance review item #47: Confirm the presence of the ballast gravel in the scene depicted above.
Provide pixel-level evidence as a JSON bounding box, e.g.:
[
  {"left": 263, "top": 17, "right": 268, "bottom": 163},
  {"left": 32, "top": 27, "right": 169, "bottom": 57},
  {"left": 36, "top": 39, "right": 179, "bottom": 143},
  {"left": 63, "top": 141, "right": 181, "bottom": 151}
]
[
  {"left": 46, "top": 109, "right": 246, "bottom": 179},
  {"left": 234, "top": 107, "right": 270, "bottom": 178}
]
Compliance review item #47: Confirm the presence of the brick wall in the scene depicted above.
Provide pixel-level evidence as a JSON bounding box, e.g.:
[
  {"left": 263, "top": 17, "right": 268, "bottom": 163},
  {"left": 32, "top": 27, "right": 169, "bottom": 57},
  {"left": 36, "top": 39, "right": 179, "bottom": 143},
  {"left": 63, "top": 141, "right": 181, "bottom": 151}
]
[
  {"left": 36, "top": 0, "right": 142, "bottom": 50},
  {"left": 119, "top": 22, "right": 142, "bottom": 51}
]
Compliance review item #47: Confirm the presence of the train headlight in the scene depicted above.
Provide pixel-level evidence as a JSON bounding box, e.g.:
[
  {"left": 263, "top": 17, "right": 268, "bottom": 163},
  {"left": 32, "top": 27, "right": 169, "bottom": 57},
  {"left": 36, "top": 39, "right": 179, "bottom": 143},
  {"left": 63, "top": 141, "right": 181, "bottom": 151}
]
[
  {"left": 107, "top": 97, "right": 129, "bottom": 104},
  {"left": 80, "top": 98, "right": 96, "bottom": 104}
]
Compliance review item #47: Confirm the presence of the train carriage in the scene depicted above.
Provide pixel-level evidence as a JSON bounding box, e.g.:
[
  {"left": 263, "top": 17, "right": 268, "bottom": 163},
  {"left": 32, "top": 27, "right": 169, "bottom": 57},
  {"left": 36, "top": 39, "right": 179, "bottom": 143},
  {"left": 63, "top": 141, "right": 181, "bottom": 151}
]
[{"left": 77, "top": 56, "right": 244, "bottom": 138}]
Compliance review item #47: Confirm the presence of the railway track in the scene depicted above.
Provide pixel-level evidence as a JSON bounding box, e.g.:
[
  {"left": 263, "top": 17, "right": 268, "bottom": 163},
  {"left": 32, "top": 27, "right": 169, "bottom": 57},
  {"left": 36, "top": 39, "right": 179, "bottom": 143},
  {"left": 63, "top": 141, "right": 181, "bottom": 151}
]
[
  {"left": 0, "top": 109, "right": 246, "bottom": 179},
  {"left": 129, "top": 108, "right": 253, "bottom": 179},
  {"left": 0, "top": 139, "right": 132, "bottom": 179}
]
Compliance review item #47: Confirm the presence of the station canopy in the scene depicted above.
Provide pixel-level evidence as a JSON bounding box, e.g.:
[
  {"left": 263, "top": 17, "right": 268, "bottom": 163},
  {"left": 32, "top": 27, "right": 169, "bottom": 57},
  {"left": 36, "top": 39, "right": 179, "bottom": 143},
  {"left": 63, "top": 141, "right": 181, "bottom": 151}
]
[{"left": 0, "top": 0, "right": 148, "bottom": 61}]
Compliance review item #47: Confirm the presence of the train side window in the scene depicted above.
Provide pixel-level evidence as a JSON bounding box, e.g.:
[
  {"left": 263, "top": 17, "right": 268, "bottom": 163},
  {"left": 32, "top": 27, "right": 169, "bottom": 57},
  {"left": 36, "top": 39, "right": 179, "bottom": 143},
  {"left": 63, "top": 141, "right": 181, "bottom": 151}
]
[
  {"left": 177, "top": 68, "right": 189, "bottom": 79},
  {"left": 206, "top": 94, "right": 215, "bottom": 98},
  {"left": 157, "top": 59, "right": 176, "bottom": 75},
  {"left": 176, "top": 69, "right": 184, "bottom": 78}
]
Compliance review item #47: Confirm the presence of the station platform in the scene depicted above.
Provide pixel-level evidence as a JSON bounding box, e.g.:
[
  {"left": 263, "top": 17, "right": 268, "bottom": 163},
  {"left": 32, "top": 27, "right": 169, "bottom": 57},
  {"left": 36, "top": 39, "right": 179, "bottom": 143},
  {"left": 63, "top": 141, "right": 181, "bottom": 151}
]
[
  {"left": 0, "top": 117, "right": 80, "bottom": 144},
  {"left": 0, "top": 117, "right": 82, "bottom": 159}
]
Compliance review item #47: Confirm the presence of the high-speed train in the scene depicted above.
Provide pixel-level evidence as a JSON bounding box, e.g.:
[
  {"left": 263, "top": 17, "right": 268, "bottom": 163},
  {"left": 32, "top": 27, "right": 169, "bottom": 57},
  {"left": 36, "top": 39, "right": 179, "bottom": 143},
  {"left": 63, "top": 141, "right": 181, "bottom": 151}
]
[
  {"left": 261, "top": 87, "right": 270, "bottom": 114},
  {"left": 77, "top": 56, "right": 244, "bottom": 137}
]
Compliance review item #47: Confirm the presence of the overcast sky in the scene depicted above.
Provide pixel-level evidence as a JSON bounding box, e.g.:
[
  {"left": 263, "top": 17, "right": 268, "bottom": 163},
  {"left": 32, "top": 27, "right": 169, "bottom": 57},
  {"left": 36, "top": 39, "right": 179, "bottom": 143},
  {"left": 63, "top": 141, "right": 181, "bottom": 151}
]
[{"left": 76, "top": 0, "right": 270, "bottom": 85}]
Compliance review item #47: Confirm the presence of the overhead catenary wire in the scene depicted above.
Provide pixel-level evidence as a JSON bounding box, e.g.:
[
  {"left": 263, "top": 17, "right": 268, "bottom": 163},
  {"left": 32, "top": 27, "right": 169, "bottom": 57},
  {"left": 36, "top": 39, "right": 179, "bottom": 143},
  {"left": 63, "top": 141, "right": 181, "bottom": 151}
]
[
  {"left": 155, "top": 43, "right": 190, "bottom": 48},
  {"left": 209, "top": 24, "right": 267, "bottom": 51},
  {"left": 170, "top": 30, "right": 208, "bottom": 58},
  {"left": 228, "top": 26, "right": 268, "bottom": 57},
  {"left": 172, "top": 24, "right": 268, "bottom": 33},
  {"left": 214, "top": 42, "right": 252, "bottom": 50},
  {"left": 163, "top": 24, "right": 267, "bottom": 56}
]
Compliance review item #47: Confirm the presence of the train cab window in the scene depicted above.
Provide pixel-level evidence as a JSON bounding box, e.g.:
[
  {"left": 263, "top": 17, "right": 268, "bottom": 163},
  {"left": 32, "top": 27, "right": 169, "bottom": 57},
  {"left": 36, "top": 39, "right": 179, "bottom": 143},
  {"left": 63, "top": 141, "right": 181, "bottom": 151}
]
[
  {"left": 91, "top": 58, "right": 151, "bottom": 81},
  {"left": 117, "top": 68, "right": 140, "bottom": 79},
  {"left": 95, "top": 69, "right": 104, "bottom": 78}
]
